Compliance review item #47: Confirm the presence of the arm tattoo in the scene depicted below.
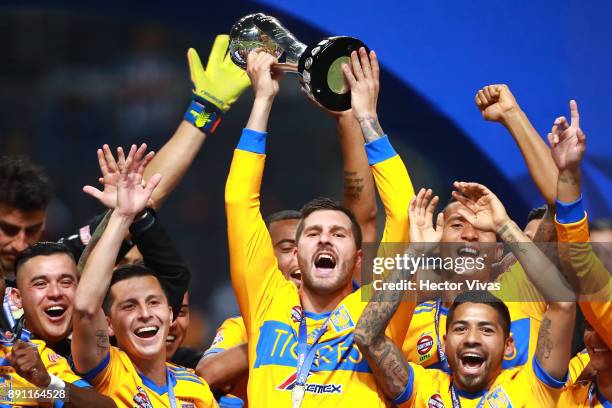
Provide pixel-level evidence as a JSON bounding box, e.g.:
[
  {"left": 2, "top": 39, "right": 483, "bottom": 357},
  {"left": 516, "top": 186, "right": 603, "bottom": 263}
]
[
  {"left": 535, "top": 317, "right": 553, "bottom": 362},
  {"left": 95, "top": 329, "right": 110, "bottom": 356},
  {"left": 497, "top": 222, "right": 527, "bottom": 253},
  {"left": 533, "top": 206, "right": 561, "bottom": 267},
  {"left": 533, "top": 205, "right": 556, "bottom": 243},
  {"left": 358, "top": 117, "right": 385, "bottom": 143},
  {"left": 355, "top": 265, "right": 412, "bottom": 400},
  {"left": 558, "top": 174, "right": 578, "bottom": 186},
  {"left": 344, "top": 171, "right": 365, "bottom": 200},
  {"left": 359, "top": 337, "right": 411, "bottom": 399}
]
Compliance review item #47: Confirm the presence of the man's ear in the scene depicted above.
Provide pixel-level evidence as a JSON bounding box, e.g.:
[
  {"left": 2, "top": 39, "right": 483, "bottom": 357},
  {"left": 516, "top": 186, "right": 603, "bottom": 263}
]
[
  {"left": 354, "top": 249, "right": 363, "bottom": 277},
  {"left": 503, "top": 334, "right": 515, "bottom": 359},
  {"left": 106, "top": 316, "right": 114, "bottom": 337},
  {"left": 10, "top": 288, "right": 22, "bottom": 310},
  {"left": 441, "top": 334, "right": 446, "bottom": 355},
  {"left": 168, "top": 306, "right": 174, "bottom": 325}
]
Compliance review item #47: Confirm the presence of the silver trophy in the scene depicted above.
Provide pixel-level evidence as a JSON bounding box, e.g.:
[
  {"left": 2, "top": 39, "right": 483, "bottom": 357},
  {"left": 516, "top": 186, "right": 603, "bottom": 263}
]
[{"left": 229, "top": 13, "right": 368, "bottom": 111}]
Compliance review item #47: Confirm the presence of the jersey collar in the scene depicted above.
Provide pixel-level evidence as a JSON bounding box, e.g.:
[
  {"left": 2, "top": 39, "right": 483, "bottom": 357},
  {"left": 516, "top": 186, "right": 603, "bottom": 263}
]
[{"left": 138, "top": 368, "right": 177, "bottom": 395}]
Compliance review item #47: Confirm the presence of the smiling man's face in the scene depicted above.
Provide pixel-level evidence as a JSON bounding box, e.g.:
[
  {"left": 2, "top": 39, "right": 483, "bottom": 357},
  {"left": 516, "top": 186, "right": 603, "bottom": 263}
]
[
  {"left": 439, "top": 202, "right": 498, "bottom": 279},
  {"left": 108, "top": 275, "right": 172, "bottom": 362},
  {"left": 16, "top": 253, "right": 76, "bottom": 344},
  {"left": 443, "top": 302, "right": 513, "bottom": 393}
]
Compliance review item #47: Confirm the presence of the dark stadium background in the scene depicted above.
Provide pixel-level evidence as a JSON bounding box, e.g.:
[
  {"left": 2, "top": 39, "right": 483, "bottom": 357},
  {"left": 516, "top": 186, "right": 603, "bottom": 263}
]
[{"left": 1, "top": 1, "right": 609, "bottom": 346}]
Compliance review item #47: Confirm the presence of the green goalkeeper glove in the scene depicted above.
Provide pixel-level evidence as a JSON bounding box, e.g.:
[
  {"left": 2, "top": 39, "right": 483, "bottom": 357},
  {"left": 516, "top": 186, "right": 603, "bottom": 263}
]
[{"left": 184, "top": 34, "right": 251, "bottom": 133}]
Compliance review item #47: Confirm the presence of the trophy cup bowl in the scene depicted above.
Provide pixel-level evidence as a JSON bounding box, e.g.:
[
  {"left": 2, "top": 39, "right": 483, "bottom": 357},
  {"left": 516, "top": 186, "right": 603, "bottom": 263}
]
[
  {"left": 229, "top": 13, "right": 368, "bottom": 111},
  {"left": 228, "top": 14, "right": 284, "bottom": 70}
]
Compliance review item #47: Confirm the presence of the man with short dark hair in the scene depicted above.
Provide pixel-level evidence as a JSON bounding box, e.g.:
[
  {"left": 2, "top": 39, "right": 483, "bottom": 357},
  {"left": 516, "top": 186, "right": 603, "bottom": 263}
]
[
  {"left": 356, "top": 287, "right": 574, "bottom": 407},
  {"left": 3, "top": 241, "right": 116, "bottom": 407},
  {"left": 0, "top": 156, "right": 50, "bottom": 274},
  {"left": 13, "top": 242, "right": 76, "bottom": 356},
  {"left": 224, "top": 46, "right": 414, "bottom": 407},
  {"left": 524, "top": 205, "right": 547, "bottom": 240},
  {"left": 71, "top": 144, "right": 216, "bottom": 407}
]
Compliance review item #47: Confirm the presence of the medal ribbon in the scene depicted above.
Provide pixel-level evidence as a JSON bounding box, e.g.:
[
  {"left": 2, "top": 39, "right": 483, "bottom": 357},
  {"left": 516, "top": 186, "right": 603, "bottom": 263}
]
[
  {"left": 450, "top": 384, "right": 487, "bottom": 408},
  {"left": 295, "top": 312, "right": 332, "bottom": 387},
  {"left": 434, "top": 298, "right": 449, "bottom": 371},
  {"left": 167, "top": 369, "right": 177, "bottom": 408}
]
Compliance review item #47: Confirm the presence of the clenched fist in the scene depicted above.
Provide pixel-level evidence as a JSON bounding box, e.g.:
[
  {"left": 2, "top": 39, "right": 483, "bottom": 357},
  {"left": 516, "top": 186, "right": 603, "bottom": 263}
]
[
  {"left": 475, "top": 84, "right": 520, "bottom": 123},
  {"left": 7, "top": 339, "right": 51, "bottom": 388}
]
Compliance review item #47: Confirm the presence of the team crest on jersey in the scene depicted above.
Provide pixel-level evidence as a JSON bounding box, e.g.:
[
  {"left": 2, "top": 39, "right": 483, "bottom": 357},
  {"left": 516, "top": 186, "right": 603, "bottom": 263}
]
[
  {"left": 427, "top": 393, "right": 444, "bottom": 408},
  {"left": 276, "top": 372, "right": 342, "bottom": 395},
  {"left": 211, "top": 329, "right": 224, "bottom": 347},
  {"left": 291, "top": 306, "right": 303, "bottom": 323},
  {"left": 0, "top": 374, "right": 12, "bottom": 403},
  {"left": 330, "top": 305, "right": 354, "bottom": 332},
  {"left": 47, "top": 352, "right": 61, "bottom": 363},
  {"left": 133, "top": 386, "right": 153, "bottom": 408},
  {"left": 417, "top": 332, "right": 434, "bottom": 362},
  {"left": 484, "top": 387, "right": 512, "bottom": 408}
]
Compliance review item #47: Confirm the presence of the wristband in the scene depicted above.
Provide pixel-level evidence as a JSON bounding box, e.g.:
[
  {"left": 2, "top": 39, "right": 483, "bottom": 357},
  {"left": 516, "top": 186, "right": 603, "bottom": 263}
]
[
  {"left": 48, "top": 374, "right": 66, "bottom": 390},
  {"left": 365, "top": 135, "right": 395, "bottom": 165},
  {"left": 555, "top": 196, "right": 585, "bottom": 224},
  {"left": 130, "top": 208, "right": 156, "bottom": 236},
  {"left": 184, "top": 96, "right": 224, "bottom": 133},
  {"left": 237, "top": 128, "right": 267, "bottom": 154}
]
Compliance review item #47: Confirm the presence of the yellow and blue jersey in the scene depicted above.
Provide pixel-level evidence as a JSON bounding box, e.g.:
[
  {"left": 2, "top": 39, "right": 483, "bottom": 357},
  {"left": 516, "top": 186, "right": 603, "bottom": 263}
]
[
  {"left": 80, "top": 346, "right": 217, "bottom": 407},
  {"left": 225, "top": 129, "right": 415, "bottom": 407},
  {"left": 568, "top": 349, "right": 591, "bottom": 385},
  {"left": 0, "top": 336, "right": 89, "bottom": 407},
  {"left": 554, "top": 200, "right": 612, "bottom": 349},
  {"left": 202, "top": 316, "right": 248, "bottom": 406},
  {"left": 202, "top": 316, "right": 247, "bottom": 358},
  {"left": 402, "top": 261, "right": 546, "bottom": 371},
  {"left": 559, "top": 380, "right": 612, "bottom": 407},
  {"left": 395, "top": 357, "right": 566, "bottom": 408}
]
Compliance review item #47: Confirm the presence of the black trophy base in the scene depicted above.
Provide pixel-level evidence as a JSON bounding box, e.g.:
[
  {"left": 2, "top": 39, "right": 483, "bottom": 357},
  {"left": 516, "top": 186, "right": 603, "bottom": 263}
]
[{"left": 298, "top": 36, "right": 369, "bottom": 112}]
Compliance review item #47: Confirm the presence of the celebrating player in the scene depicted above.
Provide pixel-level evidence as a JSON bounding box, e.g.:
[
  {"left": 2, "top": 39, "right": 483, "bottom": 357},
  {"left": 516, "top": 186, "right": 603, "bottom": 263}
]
[
  {"left": 0, "top": 241, "right": 116, "bottom": 407},
  {"left": 356, "top": 288, "right": 573, "bottom": 407},
  {"left": 71, "top": 144, "right": 216, "bottom": 406},
  {"left": 224, "top": 46, "right": 414, "bottom": 406},
  {"left": 547, "top": 100, "right": 612, "bottom": 407}
]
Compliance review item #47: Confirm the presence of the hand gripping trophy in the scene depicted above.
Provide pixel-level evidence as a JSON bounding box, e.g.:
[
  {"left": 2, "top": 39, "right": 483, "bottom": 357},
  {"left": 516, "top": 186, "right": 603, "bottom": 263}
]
[{"left": 229, "top": 13, "right": 368, "bottom": 111}]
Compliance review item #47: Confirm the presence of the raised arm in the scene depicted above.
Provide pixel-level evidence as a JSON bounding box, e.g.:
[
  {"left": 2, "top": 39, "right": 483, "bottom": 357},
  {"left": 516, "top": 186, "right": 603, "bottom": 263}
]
[
  {"left": 451, "top": 185, "right": 575, "bottom": 379},
  {"left": 225, "top": 51, "right": 285, "bottom": 331},
  {"left": 338, "top": 113, "right": 378, "bottom": 243},
  {"left": 83, "top": 146, "right": 190, "bottom": 319},
  {"left": 452, "top": 181, "right": 574, "bottom": 302},
  {"left": 533, "top": 301, "right": 576, "bottom": 381},
  {"left": 141, "top": 35, "right": 250, "bottom": 209},
  {"left": 549, "top": 100, "right": 612, "bottom": 347},
  {"left": 343, "top": 49, "right": 413, "bottom": 245},
  {"left": 343, "top": 47, "right": 415, "bottom": 341},
  {"left": 304, "top": 93, "right": 378, "bottom": 243},
  {"left": 476, "top": 84, "right": 558, "bottom": 205},
  {"left": 72, "top": 144, "right": 160, "bottom": 373}
]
